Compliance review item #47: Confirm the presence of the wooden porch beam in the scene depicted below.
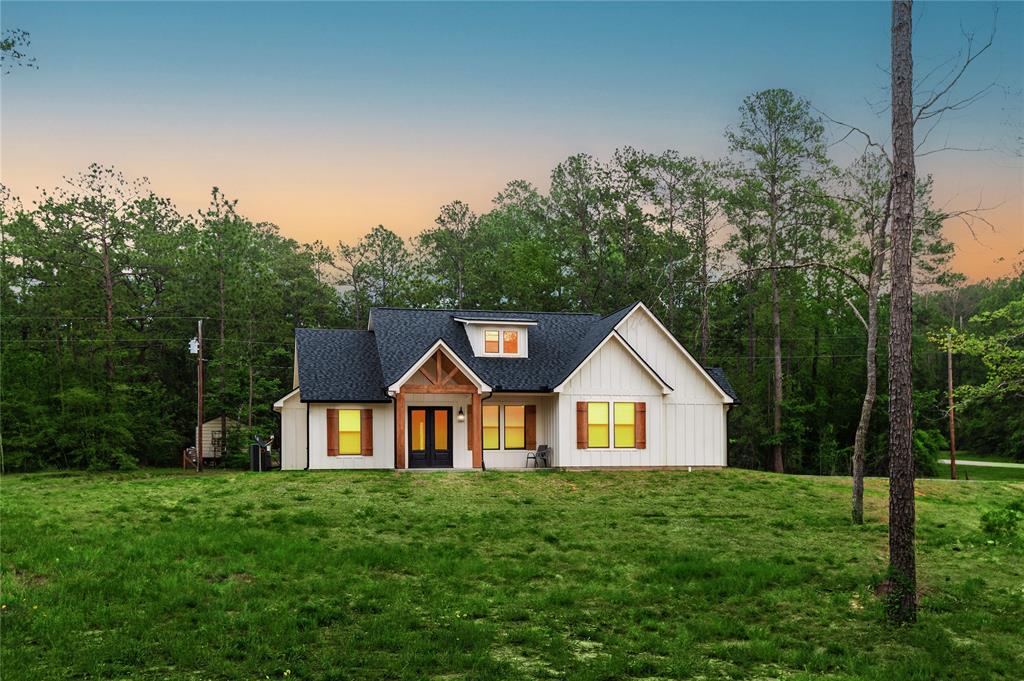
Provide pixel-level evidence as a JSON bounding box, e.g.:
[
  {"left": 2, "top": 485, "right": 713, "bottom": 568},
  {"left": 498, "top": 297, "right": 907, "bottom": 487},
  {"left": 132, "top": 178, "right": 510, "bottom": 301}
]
[
  {"left": 471, "top": 392, "right": 482, "bottom": 468},
  {"left": 440, "top": 365, "right": 461, "bottom": 385},
  {"left": 395, "top": 391, "right": 406, "bottom": 469},
  {"left": 400, "top": 384, "right": 478, "bottom": 394}
]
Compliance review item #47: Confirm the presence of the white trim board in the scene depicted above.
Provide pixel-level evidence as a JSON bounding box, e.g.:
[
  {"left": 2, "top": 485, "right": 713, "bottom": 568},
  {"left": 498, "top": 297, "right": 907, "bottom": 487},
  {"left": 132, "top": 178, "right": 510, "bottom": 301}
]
[
  {"left": 273, "top": 387, "right": 301, "bottom": 410},
  {"left": 453, "top": 317, "right": 538, "bottom": 327}
]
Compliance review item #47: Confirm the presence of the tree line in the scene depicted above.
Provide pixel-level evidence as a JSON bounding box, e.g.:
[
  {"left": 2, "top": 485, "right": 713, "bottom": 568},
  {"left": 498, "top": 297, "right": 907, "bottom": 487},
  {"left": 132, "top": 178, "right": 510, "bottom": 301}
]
[{"left": 2, "top": 88, "right": 1021, "bottom": 478}]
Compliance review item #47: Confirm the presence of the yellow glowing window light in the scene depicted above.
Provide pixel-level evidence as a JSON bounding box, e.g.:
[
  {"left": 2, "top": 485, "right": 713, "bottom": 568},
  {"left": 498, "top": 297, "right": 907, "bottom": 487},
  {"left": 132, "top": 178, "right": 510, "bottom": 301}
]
[
  {"left": 614, "top": 402, "right": 635, "bottom": 448},
  {"left": 504, "top": 405, "right": 525, "bottom": 449},
  {"left": 482, "top": 404, "right": 500, "bottom": 450},
  {"left": 339, "top": 409, "right": 361, "bottom": 454},
  {"left": 587, "top": 402, "right": 609, "bottom": 448}
]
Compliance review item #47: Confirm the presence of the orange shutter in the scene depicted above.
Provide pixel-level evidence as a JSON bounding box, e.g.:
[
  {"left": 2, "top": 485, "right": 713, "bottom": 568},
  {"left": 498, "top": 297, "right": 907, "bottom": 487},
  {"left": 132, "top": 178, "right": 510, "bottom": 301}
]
[
  {"left": 525, "top": 405, "right": 537, "bottom": 450},
  {"left": 326, "top": 409, "right": 339, "bottom": 456},
  {"left": 360, "top": 408, "right": 373, "bottom": 456},
  {"left": 635, "top": 402, "right": 647, "bottom": 449},
  {"left": 576, "top": 401, "right": 588, "bottom": 449}
]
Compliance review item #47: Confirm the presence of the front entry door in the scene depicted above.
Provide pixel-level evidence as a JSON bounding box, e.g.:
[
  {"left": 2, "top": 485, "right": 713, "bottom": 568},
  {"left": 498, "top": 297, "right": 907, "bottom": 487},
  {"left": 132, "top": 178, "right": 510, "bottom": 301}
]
[{"left": 408, "top": 407, "right": 453, "bottom": 468}]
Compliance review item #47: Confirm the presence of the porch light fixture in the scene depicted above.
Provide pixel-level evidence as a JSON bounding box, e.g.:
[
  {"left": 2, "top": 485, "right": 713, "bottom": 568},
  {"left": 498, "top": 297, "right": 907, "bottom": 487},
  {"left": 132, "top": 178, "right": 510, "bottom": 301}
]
[{"left": 457, "top": 407, "right": 465, "bottom": 422}]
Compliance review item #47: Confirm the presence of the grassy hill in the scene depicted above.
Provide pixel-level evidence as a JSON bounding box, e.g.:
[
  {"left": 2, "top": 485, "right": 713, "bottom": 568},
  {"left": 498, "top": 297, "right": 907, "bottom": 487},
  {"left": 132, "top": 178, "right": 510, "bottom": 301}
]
[{"left": 2, "top": 469, "right": 1021, "bottom": 680}]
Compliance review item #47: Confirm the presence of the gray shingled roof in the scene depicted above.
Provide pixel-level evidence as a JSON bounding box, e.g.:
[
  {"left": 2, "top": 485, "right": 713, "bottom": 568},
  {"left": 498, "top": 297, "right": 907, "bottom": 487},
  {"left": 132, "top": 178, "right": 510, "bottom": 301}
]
[
  {"left": 292, "top": 304, "right": 737, "bottom": 402},
  {"left": 294, "top": 329, "right": 389, "bottom": 402},
  {"left": 370, "top": 307, "right": 600, "bottom": 392},
  {"left": 704, "top": 366, "right": 740, "bottom": 402}
]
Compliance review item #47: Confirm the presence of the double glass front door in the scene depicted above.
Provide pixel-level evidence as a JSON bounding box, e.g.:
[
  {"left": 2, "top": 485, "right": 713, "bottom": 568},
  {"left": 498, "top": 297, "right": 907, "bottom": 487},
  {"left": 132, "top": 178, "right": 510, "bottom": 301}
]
[{"left": 408, "top": 407, "right": 453, "bottom": 468}]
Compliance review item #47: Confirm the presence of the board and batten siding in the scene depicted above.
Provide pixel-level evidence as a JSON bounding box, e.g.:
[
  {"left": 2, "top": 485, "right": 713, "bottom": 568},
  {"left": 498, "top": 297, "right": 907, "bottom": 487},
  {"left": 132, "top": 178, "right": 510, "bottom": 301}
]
[
  {"left": 555, "top": 337, "right": 665, "bottom": 467},
  {"left": 617, "top": 307, "right": 728, "bottom": 466},
  {"left": 478, "top": 394, "right": 557, "bottom": 469},
  {"left": 307, "top": 402, "right": 394, "bottom": 470},
  {"left": 278, "top": 390, "right": 307, "bottom": 471}
]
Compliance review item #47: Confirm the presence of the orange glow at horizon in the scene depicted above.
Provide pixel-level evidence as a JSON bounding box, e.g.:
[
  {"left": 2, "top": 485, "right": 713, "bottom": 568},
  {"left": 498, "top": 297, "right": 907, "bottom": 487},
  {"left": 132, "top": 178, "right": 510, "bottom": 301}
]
[{"left": 2, "top": 138, "right": 1021, "bottom": 283}]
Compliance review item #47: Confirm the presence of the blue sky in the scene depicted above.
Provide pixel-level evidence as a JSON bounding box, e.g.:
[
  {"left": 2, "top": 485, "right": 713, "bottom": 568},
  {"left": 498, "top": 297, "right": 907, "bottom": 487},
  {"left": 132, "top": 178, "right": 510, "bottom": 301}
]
[{"left": 2, "top": 1, "right": 1021, "bottom": 278}]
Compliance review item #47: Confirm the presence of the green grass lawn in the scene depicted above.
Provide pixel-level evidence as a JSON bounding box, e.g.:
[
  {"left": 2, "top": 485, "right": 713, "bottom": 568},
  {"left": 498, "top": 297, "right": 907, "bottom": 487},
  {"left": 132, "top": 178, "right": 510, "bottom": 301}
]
[
  {"left": 934, "top": 463, "right": 1024, "bottom": 482},
  {"left": 2, "top": 469, "right": 1021, "bottom": 680}
]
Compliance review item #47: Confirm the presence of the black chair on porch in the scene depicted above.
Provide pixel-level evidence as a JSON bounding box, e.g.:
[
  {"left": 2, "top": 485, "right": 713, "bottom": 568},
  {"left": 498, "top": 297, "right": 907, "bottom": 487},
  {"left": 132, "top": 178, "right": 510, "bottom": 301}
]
[{"left": 526, "top": 445, "right": 551, "bottom": 469}]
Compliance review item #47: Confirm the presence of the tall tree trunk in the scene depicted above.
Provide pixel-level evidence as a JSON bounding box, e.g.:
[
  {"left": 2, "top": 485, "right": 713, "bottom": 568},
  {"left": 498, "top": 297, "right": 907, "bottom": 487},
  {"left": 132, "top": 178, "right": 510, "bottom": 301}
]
[
  {"left": 852, "top": 277, "right": 879, "bottom": 524},
  {"left": 746, "top": 274, "right": 756, "bottom": 375},
  {"left": 699, "top": 284, "right": 710, "bottom": 365},
  {"left": 811, "top": 326, "right": 819, "bottom": 382},
  {"left": 852, "top": 190, "right": 891, "bottom": 525},
  {"left": 768, "top": 209, "right": 784, "bottom": 473},
  {"left": 219, "top": 268, "right": 227, "bottom": 453},
  {"left": 771, "top": 268, "right": 783, "bottom": 472},
  {"left": 100, "top": 239, "right": 115, "bottom": 380},
  {"left": 248, "top": 364, "right": 254, "bottom": 427},
  {"left": 887, "top": 0, "right": 917, "bottom": 624},
  {"left": 247, "top": 318, "right": 254, "bottom": 427},
  {"left": 698, "top": 214, "right": 710, "bottom": 364},
  {"left": 770, "top": 164, "right": 782, "bottom": 473}
]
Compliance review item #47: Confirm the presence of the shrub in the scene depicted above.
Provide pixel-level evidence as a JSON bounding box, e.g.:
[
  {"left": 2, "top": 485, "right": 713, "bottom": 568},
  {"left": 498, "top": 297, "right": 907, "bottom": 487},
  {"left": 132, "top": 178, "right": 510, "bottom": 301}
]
[
  {"left": 912, "top": 428, "right": 947, "bottom": 478},
  {"left": 980, "top": 499, "right": 1024, "bottom": 538}
]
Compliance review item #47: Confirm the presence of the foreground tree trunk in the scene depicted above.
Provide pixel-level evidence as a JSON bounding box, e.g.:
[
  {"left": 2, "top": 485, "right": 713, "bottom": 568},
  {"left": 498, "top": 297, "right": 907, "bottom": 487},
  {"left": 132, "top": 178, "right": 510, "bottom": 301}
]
[
  {"left": 768, "top": 196, "right": 784, "bottom": 473},
  {"left": 887, "top": 0, "right": 917, "bottom": 623},
  {"left": 100, "top": 238, "right": 116, "bottom": 380},
  {"left": 852, "top": 185, "right": 891, "bottom": 524},
  {"left": 852, "top": 269, "right": 879, "bottom": 523},
  {"left": 770, "top": 264, "right": 784, "bottom": 472}
]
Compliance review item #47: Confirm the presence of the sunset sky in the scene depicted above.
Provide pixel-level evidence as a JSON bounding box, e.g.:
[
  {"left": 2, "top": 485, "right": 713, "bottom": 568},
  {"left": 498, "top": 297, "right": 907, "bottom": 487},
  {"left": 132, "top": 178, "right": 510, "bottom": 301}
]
[{"left": 2, "top": 1, "right": 1021, "bottom": 280}]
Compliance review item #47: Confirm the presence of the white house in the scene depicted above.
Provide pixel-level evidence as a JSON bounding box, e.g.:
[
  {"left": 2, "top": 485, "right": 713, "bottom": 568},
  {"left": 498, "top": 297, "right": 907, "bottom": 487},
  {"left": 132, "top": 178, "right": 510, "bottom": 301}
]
[{"left": 273, "top": 302, "right": 737, "bottom": 470}]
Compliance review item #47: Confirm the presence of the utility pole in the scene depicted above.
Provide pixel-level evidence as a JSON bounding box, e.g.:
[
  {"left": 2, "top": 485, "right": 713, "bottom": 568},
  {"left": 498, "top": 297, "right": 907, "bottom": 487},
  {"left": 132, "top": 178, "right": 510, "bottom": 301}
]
[
  {"left": 197, "top": 318, "right": 204, "bottom": 472},
  {"left": 947, "top": 332, "right": 957, "bottom": 480}
]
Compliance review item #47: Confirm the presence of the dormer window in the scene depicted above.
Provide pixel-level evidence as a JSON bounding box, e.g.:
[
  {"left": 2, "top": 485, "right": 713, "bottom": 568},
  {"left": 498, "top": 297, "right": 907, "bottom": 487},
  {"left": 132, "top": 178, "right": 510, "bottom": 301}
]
[
  {"left": 484, "top": 329, "right": 520, "bottom": 354},
  {"left": 502, "top": 330, "right": 519, "bottom": 354},
  {"left": 454, "top": 316, "right": 536, "bottom": 358},
  {"left": 484, "top": 330, "right": 500, "bottom": 353}
]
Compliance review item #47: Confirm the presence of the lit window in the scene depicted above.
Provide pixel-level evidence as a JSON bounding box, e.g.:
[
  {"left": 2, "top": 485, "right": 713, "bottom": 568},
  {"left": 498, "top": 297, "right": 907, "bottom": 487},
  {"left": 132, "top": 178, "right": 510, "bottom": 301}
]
[
  {"left": 614, "top": 402, "right": 635, "bottom": 448},
  {"left": 483, "top": 405, "right": 500, "bottom": 450},
  {"left": 434, "top": 410, "right": 449, "bottom": 451},
  {"left": 411, "top": 409, "right": 426, "bottom": 452},
  {"left": 484, "top": 330, "right": 500, "bottom": 353},
  {"left": 339, "top": 409, "right": 361, "bottom": 454},
  {"left": 504, "top": 405, "right": 525, "bottom": 449},
  {"left": 503, "top": 330, "right": 519, "bottom": 354},
  {"left": 588, "top": 402, "right": 609, "bottom": 448}
]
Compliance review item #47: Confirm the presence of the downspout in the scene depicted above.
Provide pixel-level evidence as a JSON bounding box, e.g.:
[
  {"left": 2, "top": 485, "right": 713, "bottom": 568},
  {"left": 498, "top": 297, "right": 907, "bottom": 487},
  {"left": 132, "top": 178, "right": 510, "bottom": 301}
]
[
  {"left": 304, "top": 402, "right": 310, "bottom": 470},
  {"left": 724, "top": 404, "right": 732, "bottom": 468}
]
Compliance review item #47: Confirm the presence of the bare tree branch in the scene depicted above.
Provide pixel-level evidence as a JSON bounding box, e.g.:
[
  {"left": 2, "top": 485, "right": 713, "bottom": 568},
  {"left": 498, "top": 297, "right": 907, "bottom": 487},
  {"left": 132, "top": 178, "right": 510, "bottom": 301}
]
[{"left": 914, "top": 13, "right": 997, "bottom": 124}]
